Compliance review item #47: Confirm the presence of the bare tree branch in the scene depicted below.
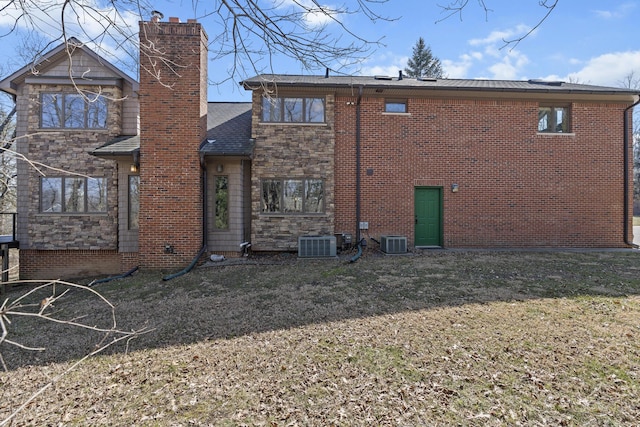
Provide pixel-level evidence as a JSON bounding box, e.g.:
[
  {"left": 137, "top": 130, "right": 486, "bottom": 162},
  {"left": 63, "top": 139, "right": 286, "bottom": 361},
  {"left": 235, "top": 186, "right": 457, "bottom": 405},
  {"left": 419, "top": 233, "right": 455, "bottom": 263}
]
[{"left": 437, "top": 0, "right": 559, "bottom": 49}]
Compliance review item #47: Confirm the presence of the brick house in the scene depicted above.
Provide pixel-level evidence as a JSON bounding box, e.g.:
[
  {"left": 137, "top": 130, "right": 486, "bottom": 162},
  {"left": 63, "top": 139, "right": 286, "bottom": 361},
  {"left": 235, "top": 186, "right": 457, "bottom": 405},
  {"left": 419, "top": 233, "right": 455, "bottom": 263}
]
[{"left": 1, "top": 17, "right": 638, "bottom": 279}]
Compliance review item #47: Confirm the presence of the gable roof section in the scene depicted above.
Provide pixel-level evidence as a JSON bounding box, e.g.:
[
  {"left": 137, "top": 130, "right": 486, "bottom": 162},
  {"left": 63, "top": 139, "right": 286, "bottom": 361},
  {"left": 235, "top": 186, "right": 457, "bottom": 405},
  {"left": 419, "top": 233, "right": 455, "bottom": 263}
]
[
  {"left": 0, "top": 37, "right": 138, "bottom": 95},
  {"left": 199, "top": 102, "right": 254, "bottom": 157},
  {"left": 93, "top": 102, "right": 254, "bottom": 158},
  {"left": 242, "top": 74, "right": 640, "bottom": 101},
  {"left": 91, "top": 135, "right": 140, "bottom": 157}
]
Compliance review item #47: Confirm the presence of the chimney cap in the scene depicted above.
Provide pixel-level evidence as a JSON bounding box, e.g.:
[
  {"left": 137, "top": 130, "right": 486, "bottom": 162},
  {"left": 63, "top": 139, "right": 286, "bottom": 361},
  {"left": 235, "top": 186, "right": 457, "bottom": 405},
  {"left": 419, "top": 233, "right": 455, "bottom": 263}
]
[{"left": 151, "top": 10, "right": 164, "bottom": 21}]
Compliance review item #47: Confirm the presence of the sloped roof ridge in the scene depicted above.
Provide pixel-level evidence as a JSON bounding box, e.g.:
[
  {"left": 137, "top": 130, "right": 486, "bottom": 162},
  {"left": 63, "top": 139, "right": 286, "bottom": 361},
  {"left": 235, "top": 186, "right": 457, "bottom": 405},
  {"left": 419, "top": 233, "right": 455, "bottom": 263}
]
[{"left": 0, "top": 38, "right": 138, "bottom": 95}]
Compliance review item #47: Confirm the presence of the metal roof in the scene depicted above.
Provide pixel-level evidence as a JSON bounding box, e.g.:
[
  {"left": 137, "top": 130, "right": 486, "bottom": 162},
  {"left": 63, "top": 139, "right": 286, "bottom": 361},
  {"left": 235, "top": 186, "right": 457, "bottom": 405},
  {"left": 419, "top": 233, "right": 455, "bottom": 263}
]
[{"left": 241, "top": 74, "right": 640, "bottom": 96}]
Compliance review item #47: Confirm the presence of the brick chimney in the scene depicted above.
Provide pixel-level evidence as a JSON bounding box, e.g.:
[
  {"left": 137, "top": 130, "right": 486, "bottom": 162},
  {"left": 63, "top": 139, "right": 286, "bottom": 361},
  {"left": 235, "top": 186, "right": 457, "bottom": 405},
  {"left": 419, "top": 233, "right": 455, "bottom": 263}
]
[{"left": 138, "top": 17, "right": 208, "bottom": 269}]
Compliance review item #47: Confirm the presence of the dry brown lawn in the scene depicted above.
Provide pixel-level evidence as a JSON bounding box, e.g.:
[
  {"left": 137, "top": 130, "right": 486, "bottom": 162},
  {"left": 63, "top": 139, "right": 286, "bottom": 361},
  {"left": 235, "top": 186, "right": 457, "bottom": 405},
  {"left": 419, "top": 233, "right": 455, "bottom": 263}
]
[{"left": 2, "top": 249, "right": 640, "bottom": 426}]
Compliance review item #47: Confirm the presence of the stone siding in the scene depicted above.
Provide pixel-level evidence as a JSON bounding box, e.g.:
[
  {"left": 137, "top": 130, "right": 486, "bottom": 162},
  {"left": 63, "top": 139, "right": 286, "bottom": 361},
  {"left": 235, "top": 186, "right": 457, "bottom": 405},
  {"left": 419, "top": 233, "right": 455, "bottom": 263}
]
[
  {"left": 250, "top": 92, "right": 335, "bottom": 251},
  {"left": 20, "top": 84, "right": 121, "bottom": 250}
]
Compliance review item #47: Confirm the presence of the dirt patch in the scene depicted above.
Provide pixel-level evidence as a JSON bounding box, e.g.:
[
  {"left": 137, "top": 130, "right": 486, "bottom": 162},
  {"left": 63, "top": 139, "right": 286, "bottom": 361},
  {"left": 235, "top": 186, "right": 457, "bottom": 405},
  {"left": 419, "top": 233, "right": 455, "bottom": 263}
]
[{"left": 2, "top": 250, "right": 640, "bottom": 425}]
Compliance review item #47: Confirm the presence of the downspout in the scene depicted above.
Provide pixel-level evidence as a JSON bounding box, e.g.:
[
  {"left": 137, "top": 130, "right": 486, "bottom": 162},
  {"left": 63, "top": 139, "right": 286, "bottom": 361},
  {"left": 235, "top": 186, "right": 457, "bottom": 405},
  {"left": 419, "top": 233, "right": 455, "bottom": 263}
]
[
  {"left": 355, "top": 85, "right": 363, "bottom": 243},
  {"left": 623, "top": 96, "right": 640, "bottom": 248},
  {"left": 161, "top": 154, "right": 209, "bottom": 281}
]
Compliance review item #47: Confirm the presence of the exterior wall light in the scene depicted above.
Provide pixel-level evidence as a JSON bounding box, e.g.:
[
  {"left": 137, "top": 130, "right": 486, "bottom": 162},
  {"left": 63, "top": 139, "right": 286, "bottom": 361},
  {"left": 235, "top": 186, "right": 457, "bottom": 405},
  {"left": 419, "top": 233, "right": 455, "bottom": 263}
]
[
  {"left": 130, "top": 164, "right": 139, "bottom": 173},
  {"left": 451, "top": 183, "right": 459, "bottom": 192},
  {"left": 217, "top": 164, "right": 224, "bottom": 173}
]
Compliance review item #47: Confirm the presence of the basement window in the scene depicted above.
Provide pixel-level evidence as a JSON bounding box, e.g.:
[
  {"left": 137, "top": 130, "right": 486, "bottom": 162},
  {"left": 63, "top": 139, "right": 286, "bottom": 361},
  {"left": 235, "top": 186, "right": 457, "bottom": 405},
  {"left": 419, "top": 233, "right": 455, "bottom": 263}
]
[
  {"left": 261, "top": 179, "right": 324, "bottom": 214},
  {"left": 538, "top": 105, "right": 570, "bottom": 133}
]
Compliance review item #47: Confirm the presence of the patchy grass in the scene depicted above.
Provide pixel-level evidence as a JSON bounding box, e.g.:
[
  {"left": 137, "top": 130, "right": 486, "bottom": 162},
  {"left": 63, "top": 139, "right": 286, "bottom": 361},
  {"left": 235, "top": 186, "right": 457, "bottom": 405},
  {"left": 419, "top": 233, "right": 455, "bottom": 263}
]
[{"left": 2, "top": 250, "right": 640, "bottom": 425}]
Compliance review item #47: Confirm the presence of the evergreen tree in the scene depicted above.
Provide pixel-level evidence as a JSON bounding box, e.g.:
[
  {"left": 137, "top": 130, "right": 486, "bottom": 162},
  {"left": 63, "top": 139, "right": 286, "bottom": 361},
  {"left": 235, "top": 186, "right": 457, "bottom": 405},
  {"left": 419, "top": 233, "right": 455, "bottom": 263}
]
[{"left": 404, "top": 37, "right": 444, "bottom": 78}]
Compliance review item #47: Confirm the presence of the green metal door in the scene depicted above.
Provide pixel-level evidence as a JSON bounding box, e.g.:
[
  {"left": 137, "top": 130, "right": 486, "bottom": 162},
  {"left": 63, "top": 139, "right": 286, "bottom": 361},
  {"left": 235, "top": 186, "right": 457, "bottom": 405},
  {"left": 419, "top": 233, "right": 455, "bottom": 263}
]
[{"left": 414, "top": 187, "right": 442, "bottom": 247}]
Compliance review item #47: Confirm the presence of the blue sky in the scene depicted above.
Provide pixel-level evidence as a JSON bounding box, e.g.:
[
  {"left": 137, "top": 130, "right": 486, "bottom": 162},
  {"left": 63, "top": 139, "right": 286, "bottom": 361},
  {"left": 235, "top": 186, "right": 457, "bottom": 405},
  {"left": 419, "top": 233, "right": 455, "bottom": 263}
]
[{"left": 1, "top": 1, "right": 640, "bottom": 102}]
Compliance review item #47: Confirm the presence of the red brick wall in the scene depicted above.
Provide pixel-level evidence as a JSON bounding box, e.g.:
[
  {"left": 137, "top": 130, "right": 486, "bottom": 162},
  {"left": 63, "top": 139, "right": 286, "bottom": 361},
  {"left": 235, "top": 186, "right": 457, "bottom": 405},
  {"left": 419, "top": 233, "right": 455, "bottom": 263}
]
[
  {"left": 335, "top": 96, "right": 632, "bottom": 248},
  {"left": 19, "top": 250, "right": 121, "bottom": 280},
  {"left": 138, "top": 19, "right": 207, "bottom": 268}
]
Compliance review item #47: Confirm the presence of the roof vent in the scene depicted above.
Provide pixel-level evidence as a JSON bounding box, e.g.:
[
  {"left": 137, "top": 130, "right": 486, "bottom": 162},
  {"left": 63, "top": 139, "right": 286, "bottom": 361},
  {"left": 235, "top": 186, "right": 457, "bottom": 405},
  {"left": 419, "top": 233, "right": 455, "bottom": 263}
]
[
  {"left": 417, "top": 77, "right": 438, "bottom": 82},
  {"left": 374, "top": 75, "right": 393, "bottom": 81},
  {"left": 528, "top": 79, "right": 564, "bottom": 86},
  {"left": 398, "top": 70, "right": 403, "bottom": 81}
]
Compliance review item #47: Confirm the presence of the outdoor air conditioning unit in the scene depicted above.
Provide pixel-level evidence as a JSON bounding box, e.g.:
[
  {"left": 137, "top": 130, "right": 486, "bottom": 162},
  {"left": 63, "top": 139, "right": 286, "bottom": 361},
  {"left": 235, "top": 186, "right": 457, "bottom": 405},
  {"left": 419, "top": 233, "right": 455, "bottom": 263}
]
[
  {"left": 298, "top": 235, "right": 337, "bottom": 258},
  {"left": 380, "top": 235, "right": 407, "bottom": 254}
]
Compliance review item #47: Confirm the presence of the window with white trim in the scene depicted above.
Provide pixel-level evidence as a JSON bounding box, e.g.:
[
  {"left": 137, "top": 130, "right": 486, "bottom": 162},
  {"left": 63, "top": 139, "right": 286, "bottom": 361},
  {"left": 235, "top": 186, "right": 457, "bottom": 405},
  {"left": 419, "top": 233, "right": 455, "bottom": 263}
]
[{"left": 385, "top": 99, "right": 407, "bottom": 113}]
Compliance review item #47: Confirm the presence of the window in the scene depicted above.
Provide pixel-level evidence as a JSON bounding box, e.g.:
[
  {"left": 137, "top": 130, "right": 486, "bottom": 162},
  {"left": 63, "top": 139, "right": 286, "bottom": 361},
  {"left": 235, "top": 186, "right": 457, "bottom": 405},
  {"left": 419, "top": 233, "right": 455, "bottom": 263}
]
[
  {"left": 41, "top": 177, "right": 107, "bottom": 213},
  {"left": 262, "top": 96, "right": 325, "bottom": 123},
  {"left": 41, "top": 93, "right": 108, "bottom": 129},
  {"left": 128, "top": 175, "right": 139, "bottom": 229},
  {"left": 538, "top": 106, "right": 569, "bottom": 133},
  {"left": 261, "top": 179, "right": 324, "bottom": 213},
  {"left": 214, "top": 176, "right": 229, "bottom": 229},
  {"left": 385, "top": 100, "right": 407, "bottom": 113}
]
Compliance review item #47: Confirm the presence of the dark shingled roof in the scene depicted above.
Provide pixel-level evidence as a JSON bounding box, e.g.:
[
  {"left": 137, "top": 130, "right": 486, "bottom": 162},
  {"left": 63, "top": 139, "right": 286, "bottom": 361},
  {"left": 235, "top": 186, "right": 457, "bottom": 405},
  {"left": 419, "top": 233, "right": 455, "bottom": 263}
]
[
  {"left": 199, "top": 102, "right": 254, "bottom": 156},
  {"left": 241, "top": 74, "right": 640, "bottom": 96},
  {"left": 91, "top": 135, "right": 139, "bottom": 156},
  {"left": 93, "top": 102, "right": 253, "bottom": 157}
]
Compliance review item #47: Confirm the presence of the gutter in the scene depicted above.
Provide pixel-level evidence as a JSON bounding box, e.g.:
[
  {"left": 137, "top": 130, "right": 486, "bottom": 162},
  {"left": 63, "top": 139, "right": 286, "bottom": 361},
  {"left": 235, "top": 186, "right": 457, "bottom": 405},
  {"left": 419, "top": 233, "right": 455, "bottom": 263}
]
[{"left": 623, "top": 96, "right": 640, "bottom": 248}]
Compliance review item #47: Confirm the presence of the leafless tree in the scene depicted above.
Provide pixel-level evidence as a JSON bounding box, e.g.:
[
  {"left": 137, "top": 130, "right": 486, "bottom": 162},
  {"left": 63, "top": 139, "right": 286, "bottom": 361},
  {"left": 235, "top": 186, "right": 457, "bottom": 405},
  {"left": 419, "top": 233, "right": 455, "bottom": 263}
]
[
  {"left": 437, "top": 0, "right": 560, "bottom": 48},
  {"left": 1, "top": 0, "right": 393, "bottom": 85},
  {"left": 0, "top": 279, "right": 149, "bottom": 425},
  {"left": 620, "top": 72, "right": 640, "bottom": 207}
]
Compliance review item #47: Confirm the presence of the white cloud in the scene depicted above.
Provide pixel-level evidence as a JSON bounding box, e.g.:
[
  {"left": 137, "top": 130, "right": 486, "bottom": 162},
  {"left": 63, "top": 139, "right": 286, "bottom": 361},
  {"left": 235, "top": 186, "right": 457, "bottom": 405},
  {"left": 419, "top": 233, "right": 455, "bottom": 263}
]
[
  {"left": 593, "top": 2, "right": 636, "bottom": 19},
  {"left": 275, "top": 0, "right": 339, "bottom": 27},
  {"left": 562, "top": 51, "right": 640, "bottom": 87},
  {"left": 442, "top": 52, "right": 479, "bottom": 78},
  {"left": 360, "top": 55, "right": 408, "bottom": 77},
  {"left": 0, "top": 0, "right": 139, "bottom": 65},
  {"left": 469, "top": 24, "right": 533, "bottom": 54},
  {"left": 442, "top": 25, "right": 531, "bottom": 80}
]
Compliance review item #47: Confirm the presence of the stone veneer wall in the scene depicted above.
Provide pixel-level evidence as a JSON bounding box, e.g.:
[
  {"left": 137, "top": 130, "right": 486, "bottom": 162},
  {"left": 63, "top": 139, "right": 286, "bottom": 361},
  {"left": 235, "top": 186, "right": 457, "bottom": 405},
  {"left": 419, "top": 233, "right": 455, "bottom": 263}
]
[
  {"left": 250, "top": 92, "right": 335, "bottom": 251},
  {"left": 21, "top": 84, "right": 121, "bottom": 251}
]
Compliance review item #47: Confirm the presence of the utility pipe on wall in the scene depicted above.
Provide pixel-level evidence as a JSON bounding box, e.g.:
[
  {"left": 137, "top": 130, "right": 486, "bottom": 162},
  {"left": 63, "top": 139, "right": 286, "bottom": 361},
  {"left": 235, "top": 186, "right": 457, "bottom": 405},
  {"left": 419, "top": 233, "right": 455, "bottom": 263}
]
[
  {"left": 623, "top": 96, "right": 640, "bottom": 248},
  {"left": 355, "top": 85, "right": 363, "bottom": 243}
]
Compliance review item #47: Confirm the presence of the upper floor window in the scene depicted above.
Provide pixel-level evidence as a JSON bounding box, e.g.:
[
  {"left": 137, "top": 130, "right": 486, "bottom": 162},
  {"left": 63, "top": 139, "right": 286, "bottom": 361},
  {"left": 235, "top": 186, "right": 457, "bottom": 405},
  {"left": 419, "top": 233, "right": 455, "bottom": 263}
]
[
  {"left": 385, "top": 99, "right": 407, "bottom": 113},
  {"left": 261, "top": 178, "right": 324, "bottom": 213},
  {"left": 262, "top": 96, "right": 325, "bottom": 123},
  {"left": 41, "top": 93, "right": 108, "bottom": 129},
  {"left": 41, "top": 176, "right": 107, "bottom": 213},
  {"left": 538, "top": 105, "right": 570, "bottom": 133}
]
